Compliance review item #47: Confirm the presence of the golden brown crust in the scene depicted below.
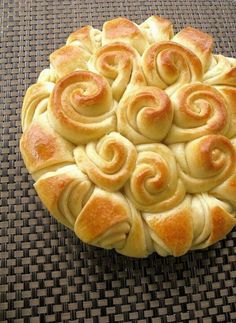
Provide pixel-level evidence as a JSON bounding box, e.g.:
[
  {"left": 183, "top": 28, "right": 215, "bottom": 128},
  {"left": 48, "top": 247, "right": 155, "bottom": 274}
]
[
  {"left": 49, "top": 45, "right": 90, "bottom": 78},
  {"left": 140, "top": 15, "right": 173, "bottom": 43},
  {"left": 20, "top": 114, "right": 74, "bottom": 177},
  {"left": 74, "top": 188, "right": 130, "bottom": 243},
  {"left": 34, "top": 165, "right": 93, "bottom": 229},
  {"left": 173, "top": 27, "right": 213, "bottom": 71},
  {"left": 66, "top": 25, "right": 101, "bottom": 53},
  {"left": 209, "top": 206, "right": 236, "bottom": 244},
  {"left": 102, "top": 17, "right": 148, "bottom": 54},
  {"left": 144, "top": 199, "right": 193, "bottom": 256}
]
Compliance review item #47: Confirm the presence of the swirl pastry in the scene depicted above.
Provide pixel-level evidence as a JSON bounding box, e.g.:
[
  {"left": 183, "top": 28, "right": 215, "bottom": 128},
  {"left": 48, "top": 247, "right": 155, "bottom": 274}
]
[
  {"left": 48, "top": 70, "right": 116, "bottom": 144},
  {"left": 90, "top": 42, "right": 146, "bottom": 101},
  {"left": 20, "top": 15, "right": 236, "bottom": 257},
  {"left": 74, "top": 132, "right": 137, "bottom": 191},
  {"left": 142, "top": 41, "right": 203, "bottom": 95},
  {"left": 125, "top": 144, "right": 185, "bottom": 212},
  {"left": 171, "top": 135, "right": 236, "bottom": 193},
  {"left": 117, "top": 86, "right": 173, "bottom": 144},
  {"left": 165, "top": 83, "right": 230, "bottom": 143}
]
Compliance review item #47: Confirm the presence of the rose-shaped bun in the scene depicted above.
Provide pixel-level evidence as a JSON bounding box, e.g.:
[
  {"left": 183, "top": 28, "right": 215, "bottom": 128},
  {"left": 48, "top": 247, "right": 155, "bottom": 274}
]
[
  {"left": 90, "top": 42, "right": 146, "bottom": 101},
  {"left": 48, "top": 70, "right": 116, "bottom": 144},
  {"left": 171, "top": 135, "right": 236, "bottom": 192},
  {"left": 74, "top": 132, "right": 137, "bottom": 191},
  {"left": 142, "top": 41, "right": 203, "bottom": 95},
  {"left": 165, "top": 83, "right": 229, "bottom": 143},
  {"left": 125, "top": 144, "right": 185, "bottom": 212},
  {"left": 117, "top": 86, "right": 173, "bottom": 144}
]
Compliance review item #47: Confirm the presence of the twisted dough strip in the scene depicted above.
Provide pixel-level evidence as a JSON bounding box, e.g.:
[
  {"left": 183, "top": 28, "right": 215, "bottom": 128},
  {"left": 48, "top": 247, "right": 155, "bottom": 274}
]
[
  {"left": 90, "top": 42, "right": 146, "bottom": 101},
  {"left": 74, "top": 132, "right": 137, "bottom": 191},
  {"left": 125, "top": 144, "right": 185, "bottom": 212},
  {"left": 117, "top": 86, "right": 173, "bottom": 144},
  {"left": 171, "top": 135, "right": 236, "bottom": 193},
  {"left": 142, "top": 41, "right": 203, "bottom": 95},
  {"left": 165, "top": 83, "right": 230, "bottom": 144},
  {"left": 21, "top": 82, "right": 55, "bottom": 132},
  {"left": 48, "top": 70, "right": 116, "bottom": 144}
]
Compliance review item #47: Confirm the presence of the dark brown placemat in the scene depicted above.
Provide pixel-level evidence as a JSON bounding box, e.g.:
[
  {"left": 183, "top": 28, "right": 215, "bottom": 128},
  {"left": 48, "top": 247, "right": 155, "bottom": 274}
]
[{"left": 1, "top": 0, "right": 236, "bottom": 322}]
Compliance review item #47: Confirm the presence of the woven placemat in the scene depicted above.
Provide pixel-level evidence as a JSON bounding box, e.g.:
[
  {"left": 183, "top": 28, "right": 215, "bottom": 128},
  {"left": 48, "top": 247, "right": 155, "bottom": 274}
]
[{"left": 1, "top": 0, "right": 236, "bottom": 322}]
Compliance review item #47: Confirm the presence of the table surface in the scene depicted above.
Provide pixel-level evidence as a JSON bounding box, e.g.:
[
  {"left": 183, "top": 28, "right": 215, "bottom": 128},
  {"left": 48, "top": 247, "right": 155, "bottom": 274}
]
[{"left": 1, "top": 0, "right": 236, "bottom": 322}]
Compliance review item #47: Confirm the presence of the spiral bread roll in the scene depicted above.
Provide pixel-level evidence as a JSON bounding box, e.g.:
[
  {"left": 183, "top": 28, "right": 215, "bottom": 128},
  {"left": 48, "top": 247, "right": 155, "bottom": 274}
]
[
  {"left": 125, "top": 144, "right": 185, "bottom": 212},
  {"left": 171, "top": 135, "right": 236, "bottom": 193},
  {"left": 20, "top": 15, "right": 236, "bottom": 258},
  {"left": 48, "top": 70, "right": 116, "bottom": 144},
  {"left": 165, "top": 84, "right": 231, "bottom": 143},
  {"left": 117, "top": 86, "right": 173, "bottom": 144},
  {"left": 142, "top": 41, "right": 203, "bottom": 95},
  {"left": 90, "top": 42, "right": 145, "bottom": 101},
  {"left": 74, "top": 132, "right": 137, "bottom": 191}
]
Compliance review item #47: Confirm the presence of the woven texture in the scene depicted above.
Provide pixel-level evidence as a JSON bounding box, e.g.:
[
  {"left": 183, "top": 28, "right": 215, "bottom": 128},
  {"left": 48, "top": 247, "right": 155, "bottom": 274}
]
[{"left": 1, "top": 0, "right": 236, "bottom": 322}]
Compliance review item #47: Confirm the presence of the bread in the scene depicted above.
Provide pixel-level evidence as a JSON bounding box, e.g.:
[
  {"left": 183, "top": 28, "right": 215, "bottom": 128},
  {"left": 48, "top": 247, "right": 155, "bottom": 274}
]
[{"left": 20, "top": 16, "right": 236, "bottom": 258}]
